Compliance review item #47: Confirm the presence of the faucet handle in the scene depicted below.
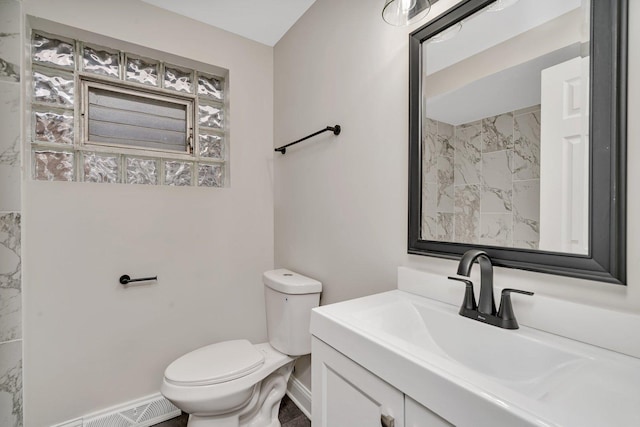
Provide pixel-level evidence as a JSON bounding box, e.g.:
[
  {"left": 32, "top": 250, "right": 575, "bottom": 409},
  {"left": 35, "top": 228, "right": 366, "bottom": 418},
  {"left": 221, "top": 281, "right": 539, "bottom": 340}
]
[
  {"left": 447, "top": 276, "right": 477, "bottom": 311},
  {"left": 497, "top": 288, "right": 534, "bottom": 329}
]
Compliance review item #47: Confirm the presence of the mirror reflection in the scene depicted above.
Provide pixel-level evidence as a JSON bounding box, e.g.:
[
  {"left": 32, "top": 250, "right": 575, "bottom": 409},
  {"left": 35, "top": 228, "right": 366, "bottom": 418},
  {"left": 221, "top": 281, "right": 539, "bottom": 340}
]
[{"left": 421, "top": 0, "right": 590, "bottom": 254}]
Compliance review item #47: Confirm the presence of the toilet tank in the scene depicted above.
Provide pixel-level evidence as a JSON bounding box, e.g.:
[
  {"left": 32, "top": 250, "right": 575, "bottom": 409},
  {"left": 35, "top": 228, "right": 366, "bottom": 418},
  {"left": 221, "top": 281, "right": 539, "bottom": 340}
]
[{"left": 263, "top": 269, "right": 322, "bottom": 356}]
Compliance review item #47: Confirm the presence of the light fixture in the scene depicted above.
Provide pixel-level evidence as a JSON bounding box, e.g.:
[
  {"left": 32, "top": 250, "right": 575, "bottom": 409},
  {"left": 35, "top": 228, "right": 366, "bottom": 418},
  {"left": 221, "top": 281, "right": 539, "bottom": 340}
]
[{"left": 382, "top": 0, "right": 431, "bottom": 27}]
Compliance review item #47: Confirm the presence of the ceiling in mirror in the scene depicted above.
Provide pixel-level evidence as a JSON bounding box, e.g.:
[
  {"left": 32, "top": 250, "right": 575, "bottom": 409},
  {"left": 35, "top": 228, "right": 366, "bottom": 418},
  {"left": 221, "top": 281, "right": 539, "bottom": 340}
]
[{"left": 424, "top": 0, "right": 583, "bottom": 76}]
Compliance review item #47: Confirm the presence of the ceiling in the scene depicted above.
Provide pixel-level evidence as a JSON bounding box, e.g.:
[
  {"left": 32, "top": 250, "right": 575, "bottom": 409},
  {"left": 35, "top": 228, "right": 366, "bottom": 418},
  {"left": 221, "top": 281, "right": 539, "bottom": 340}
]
[{"left": 140, "top": 0, "right": 317, "bottom": 47}]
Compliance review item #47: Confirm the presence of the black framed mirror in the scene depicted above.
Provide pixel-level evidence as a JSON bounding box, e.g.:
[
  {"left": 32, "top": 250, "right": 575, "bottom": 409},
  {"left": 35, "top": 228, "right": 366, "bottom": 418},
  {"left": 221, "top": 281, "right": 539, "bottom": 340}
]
[{"left": 408, "top": 0, "right": 627, "bottom": 284}]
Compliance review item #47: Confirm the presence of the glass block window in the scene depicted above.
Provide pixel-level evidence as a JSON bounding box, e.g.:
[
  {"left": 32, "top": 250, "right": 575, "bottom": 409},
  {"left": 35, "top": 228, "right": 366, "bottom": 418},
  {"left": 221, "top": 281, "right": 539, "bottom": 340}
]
[{"left": 29, "top": 31, "right": 227, "bottom": 188}]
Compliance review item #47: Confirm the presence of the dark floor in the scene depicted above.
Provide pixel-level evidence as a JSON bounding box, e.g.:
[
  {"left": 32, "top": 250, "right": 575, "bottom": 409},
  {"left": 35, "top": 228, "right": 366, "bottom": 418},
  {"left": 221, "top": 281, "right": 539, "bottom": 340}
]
[{"left": 153, "top": 394, "right": 310, "bottom": 427}]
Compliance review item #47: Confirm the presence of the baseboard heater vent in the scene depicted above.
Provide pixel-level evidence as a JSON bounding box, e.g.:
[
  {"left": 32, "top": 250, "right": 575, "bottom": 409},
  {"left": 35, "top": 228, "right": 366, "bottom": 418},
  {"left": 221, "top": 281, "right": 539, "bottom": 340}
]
[{"left": 82, "top": 394, "right": 180, "bottom": 427}]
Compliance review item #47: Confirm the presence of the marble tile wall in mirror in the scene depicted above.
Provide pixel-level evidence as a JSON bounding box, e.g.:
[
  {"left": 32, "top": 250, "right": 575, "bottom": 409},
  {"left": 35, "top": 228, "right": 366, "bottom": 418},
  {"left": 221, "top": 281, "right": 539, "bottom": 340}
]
[{"left": 422, "top": 106, "right": 541, "bottom": 249}]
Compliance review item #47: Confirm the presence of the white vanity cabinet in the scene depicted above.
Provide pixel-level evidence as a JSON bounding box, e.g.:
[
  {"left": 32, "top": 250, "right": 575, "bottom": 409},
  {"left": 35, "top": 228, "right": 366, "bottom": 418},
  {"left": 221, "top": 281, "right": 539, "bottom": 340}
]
[
  {"left": 312, "top": 337, "right": 404, "bottom": 426},
  {"left": 312, "top": 337, "right": 453, "bottom": 427},
  {"left": 405, "top": 396, "right": 454, "bottom": 427}
]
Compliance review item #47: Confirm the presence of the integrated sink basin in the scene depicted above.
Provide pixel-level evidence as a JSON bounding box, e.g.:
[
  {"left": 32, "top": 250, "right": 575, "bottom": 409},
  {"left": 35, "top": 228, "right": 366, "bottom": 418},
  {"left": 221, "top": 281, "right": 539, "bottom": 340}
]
[
  {"left": 350, "top": 292, "right": 586, "bottom": 392},
  {"left": 311, "top": 289, "right": 640, "bottom": 426}
]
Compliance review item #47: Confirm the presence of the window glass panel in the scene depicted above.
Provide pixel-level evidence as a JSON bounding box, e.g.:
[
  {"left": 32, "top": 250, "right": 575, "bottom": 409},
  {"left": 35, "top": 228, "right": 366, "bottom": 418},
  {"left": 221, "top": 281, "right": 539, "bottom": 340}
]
[
  {"left": 197, "top": 73, "right": 223, "bottom": 100},
  {"left": 126, "top": 157, "right": 157, "bottom": 185},
  {"left": 199, "top": 132, "right": 224, "bottom": 159},
  {"left": 33, "top": 150, "right": 74, "bottom": 181},
  {"left": 198, "top": 101, "right": 223, "bottom": 129},
  {"left": 32, "top": 33, "right": 74, "bottom": 69},
  {"left": 164, "top": 161, "right": 192, "bottom": 186},
  {"left": 33, "top": 68, "right": 74, "bottom": 107},
  {"left": 34, "top": 108, "right": 74, "bottom": 144},
  {"left": 83, "top": 152, "right": 120, "bottom": 183},
  {"left": 198, "top": 163, "right": 223, "bottom": 187},
  {"left": 164, "top": 65, "right": 193, "bottom": 93},
  {"left": 83, "top": 45, "right": 120, "bottom": 78},
  {"left": 125, "top": 56, "right": 159, "bottom": 86},
  {"left": 87, "top": 86, "right": 188, "bottom": 152}
]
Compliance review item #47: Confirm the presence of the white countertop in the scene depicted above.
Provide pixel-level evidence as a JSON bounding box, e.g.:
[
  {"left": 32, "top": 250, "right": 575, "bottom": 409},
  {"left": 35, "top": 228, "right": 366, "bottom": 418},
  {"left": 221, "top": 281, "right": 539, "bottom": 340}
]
[{"left": 311, "top": 289, "right": 640, "bottom": 427}]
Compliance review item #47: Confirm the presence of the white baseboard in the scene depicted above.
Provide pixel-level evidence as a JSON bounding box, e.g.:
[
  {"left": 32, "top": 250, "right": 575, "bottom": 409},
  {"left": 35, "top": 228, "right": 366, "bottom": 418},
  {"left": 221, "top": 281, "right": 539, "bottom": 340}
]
[
  {"left": 286, "top": 375, "right": 312, "bottom": 420},
  {"left": 52, "top": 381, "right": 306, "bottom": 427},
  {"left": 52, "top": 393, "right": 180, "bottom": 427}
]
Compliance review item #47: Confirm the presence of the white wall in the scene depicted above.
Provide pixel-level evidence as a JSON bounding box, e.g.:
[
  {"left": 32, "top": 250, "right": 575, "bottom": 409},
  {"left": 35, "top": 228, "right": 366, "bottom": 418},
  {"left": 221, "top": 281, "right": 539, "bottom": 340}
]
[
  {"left": 22, "top": 1, "right": 274, "bottom": 426},
  {"left": 274, "top": 0, "right": 640, "bottom": 390}
]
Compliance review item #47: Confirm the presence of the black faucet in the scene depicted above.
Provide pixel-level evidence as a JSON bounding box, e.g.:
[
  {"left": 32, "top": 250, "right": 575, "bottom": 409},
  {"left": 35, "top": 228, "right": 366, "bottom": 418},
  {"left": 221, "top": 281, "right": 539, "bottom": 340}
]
[{"left": 448, "top": 249, "right": 533, "bottom": 329}]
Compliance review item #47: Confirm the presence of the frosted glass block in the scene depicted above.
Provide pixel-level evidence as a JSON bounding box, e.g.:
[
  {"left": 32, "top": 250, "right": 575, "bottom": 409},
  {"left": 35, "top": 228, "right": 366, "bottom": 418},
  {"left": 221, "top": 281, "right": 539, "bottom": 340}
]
[
  {"left": 126, "top": 157, "right": 157, "bottom": 185},
  {"left": 164, "top": 161, "right": 192, "bottom": 186},
  {"left": 33, "top": 68, "right": 74, "bottom": 107},
  {"left": 83, "top": 153, "right": 119, "bottom": 183},
  {"left": 199, "top": 132, "right": 224, "bottom": 159},
  {"left": 33, "top": 150, "right": 74, "bottom": 181},
  {"left": 197, "top": 73, "right": 223, "bottom": 100},
  {"left": 198, "top": 101, "right": 223, "bottom": 129},
  {"left": 198, "top": 164, "right": 224, "bottom": 187},
  {"left": 164, "top": 66, "right": 192, "bottom": 93},
  {"left": 83, "top": 45, "right": 120, "bottom": 78},
  {"left": 126, "top": 56, "right": 158, "bottom": 86},
  {"left": 32, "top": 33, "right": 74, "bottom": 69},
  {"left": 34, "top": 109, "right": 74, "bottom": 144}
]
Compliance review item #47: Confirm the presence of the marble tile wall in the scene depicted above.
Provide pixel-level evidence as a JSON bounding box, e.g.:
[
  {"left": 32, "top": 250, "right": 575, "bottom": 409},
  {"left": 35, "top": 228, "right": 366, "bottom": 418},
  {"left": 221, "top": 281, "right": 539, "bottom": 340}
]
[
  {"left": 0, "top": 0, "right": 20, "bottom": 83},
  {"left": 0, "top": 1, "right": 23, "bottom": 426},
  {"left": 422, "top": 106, "right": 540, "bottom": 250}
]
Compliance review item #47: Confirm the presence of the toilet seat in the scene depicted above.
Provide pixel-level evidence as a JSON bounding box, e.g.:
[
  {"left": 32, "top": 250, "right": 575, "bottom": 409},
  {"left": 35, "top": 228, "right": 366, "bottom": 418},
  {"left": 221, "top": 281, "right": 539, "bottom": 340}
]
[{"left": 164, "top": 340, "right": 265, "bottom": 387}]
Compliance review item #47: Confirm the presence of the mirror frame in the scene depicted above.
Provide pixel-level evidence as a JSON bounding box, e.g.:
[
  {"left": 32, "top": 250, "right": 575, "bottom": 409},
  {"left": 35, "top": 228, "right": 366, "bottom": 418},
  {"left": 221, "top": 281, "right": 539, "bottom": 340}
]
[{"left": 408, "top": 0, "right": 628, "bottom": 284}]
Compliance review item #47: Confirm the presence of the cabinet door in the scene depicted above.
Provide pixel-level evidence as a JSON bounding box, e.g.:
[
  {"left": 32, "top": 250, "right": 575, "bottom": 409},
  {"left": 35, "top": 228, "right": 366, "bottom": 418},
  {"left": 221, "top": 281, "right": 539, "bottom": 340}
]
[
  {"left": 312, "top": 337, "right": 404, "bottom": 427},
  {"left": 405, "top": 396, "right": 454, "bottom": 427}
]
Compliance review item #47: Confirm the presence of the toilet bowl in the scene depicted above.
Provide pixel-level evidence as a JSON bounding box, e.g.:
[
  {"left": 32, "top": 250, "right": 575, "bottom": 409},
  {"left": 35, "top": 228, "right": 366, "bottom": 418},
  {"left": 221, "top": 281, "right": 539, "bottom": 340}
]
[
  {"left": 161, "top": 342, "right": 294, "bottom": 426},
  {"left": 161, "top": 269, "right": 321, "bottom": 427}
]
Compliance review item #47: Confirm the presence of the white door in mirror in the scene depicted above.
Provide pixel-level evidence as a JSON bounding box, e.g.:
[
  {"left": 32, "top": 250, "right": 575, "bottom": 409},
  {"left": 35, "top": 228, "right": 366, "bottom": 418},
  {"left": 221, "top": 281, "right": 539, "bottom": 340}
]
[{"left": 540, "top": 56, "right": 590, "bottom": 254}]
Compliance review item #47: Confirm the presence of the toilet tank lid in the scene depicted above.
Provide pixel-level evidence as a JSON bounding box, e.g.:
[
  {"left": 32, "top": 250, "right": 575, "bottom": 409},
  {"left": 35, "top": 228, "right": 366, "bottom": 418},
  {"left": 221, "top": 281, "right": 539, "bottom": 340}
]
[{"left": 263, "top": 269, "right": 322, "bottom": 294}]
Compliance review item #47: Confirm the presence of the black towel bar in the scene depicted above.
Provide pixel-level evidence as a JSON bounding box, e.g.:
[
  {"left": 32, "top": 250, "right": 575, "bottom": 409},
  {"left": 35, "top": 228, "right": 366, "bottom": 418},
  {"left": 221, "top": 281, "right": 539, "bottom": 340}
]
[
  {"left": 275, "top": 125, "right": 341, "bottom": 154},
  {"left": 119, "top": 275, "right": 157, "bottom": 285}
]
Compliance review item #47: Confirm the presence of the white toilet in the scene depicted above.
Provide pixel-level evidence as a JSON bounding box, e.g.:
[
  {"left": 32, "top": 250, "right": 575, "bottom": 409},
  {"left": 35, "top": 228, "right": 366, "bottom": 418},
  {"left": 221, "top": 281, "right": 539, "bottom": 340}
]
[{"left": 161, "top": 269, "right": 322, "bottom": 427}]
